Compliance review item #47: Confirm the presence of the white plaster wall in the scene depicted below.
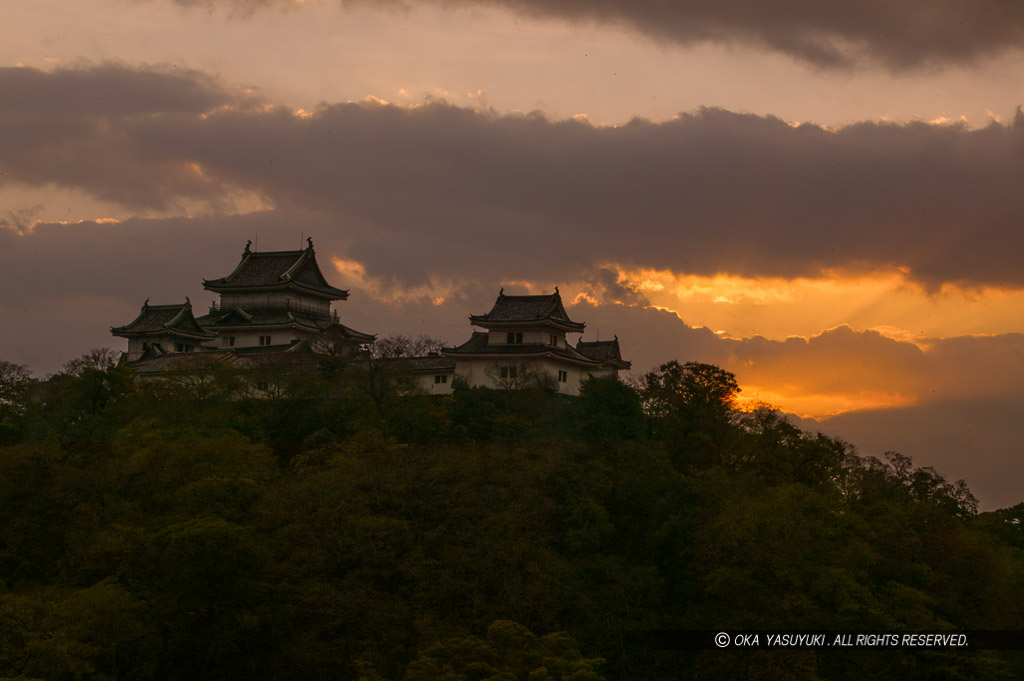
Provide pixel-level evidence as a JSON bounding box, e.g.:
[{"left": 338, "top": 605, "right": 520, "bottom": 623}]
[
  {"left": 454, "top": 359, "right": 485, "bottom": 387},
  {"left": 126, "top": 338, "right": 145, "bottom": 362},
  {"left": 416, "top": 372, "right": 454, "bottom": 395},
  {"left": 215, "top": 331, "right": 305, "bottom": 348},
  {"left": 485, "top": 329, "right": 570, "bottom": 347},
  {"left": 538, "top": 358, "right": 588, "bottom": 396}
]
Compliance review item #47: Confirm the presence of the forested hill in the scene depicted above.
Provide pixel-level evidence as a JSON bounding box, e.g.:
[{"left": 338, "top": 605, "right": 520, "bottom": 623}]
[{"left": 1, "top": 353, "right": 1022, "bottom": 681}]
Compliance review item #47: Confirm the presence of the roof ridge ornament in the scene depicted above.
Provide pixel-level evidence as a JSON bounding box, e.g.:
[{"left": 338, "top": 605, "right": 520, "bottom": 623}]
[
  {"left": 244, "top": 240, "right": 252, "bottom": 254},
  {"left": 307, "top": 237, "right": 314, "bottom": 250},
  {"left": 143, "top": 298, "right": 149, "bottom": 309}
]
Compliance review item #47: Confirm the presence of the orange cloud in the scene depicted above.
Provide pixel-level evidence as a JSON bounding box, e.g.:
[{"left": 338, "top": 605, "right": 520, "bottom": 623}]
[
  {"left": 721, "top": 325, "right": 931, "bottom": 418},
  {"left": 736, "top": 387, "right": 918, "bottom": 419},
  {"left": 569, "top": 270, "right": 1024, "bottom": 419},
  {"left": 332, "top": 256, "right": 465, "bottom": 306},
  {"left": 601, "top": 264, "right": 1024, "bottom": 344}
]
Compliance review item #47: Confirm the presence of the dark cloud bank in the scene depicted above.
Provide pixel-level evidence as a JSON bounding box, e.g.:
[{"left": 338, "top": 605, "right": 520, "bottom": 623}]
[
  {"left": 3, "top": 64, "right": 1024, "bottom": 290},
  {"left": 167, "top": 0, "right": 1024, "bottom": 69}
]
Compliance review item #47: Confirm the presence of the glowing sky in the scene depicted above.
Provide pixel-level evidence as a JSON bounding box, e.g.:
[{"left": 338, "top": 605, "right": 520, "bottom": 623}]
[{"left": 1, "top": 0, "right": 1023, "bottom": 507}]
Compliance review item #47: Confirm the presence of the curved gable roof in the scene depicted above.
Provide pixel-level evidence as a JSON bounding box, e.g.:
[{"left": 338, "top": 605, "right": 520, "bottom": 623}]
[
  {"left": 469, "top": 289, "right": 585, "bottom": 332},
  {"left": 576, "top": 337, "right": 631, "bottom": 369},
  {"left": 111, "top": 300, "right": 215, "bottom": 340},
  {"left": 203, "top": 240, "right": 349, "bottom": 300}
]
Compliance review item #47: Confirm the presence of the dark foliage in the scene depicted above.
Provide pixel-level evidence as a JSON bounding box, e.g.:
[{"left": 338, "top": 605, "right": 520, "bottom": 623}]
[{"left": 0, "top": 356, "right": 1021, "bottom": 680}]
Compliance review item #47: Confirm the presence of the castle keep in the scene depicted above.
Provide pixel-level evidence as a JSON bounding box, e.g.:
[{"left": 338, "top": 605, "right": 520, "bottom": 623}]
[{"left": 112, "top": 241, "right": 629, "bottom": 392}]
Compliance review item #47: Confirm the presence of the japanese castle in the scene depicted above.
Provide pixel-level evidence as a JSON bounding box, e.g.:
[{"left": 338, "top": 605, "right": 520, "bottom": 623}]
[
  {"left": 112, "top": 240, "right": 629, "bottom": 394},
  {"left": 438, "top": 289, "right": 629, "bottom": 395}
]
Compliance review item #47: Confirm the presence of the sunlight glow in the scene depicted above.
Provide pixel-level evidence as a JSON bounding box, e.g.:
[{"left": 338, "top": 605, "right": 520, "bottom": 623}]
[
  {"left": 331, "top": 256, "right": 464, "bottom": 306},
  {"left": 737, "top": 387, "right": 919, "bottom": 419},
  {"left": 600, "top": 264, "right": 1024, "bottom": 342}
]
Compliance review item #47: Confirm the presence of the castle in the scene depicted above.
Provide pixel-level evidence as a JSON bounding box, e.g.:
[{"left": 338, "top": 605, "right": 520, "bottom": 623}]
[{"left": 112, "top": 240, "right": 629, "bottom": 394}]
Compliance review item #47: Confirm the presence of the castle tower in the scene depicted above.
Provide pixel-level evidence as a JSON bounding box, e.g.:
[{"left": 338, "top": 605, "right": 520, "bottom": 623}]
[
  {"left": 443, "top": 288, "right": 629, "bottom": 394},
  {"left": 196, "top": 238, "right": 374, "bottom": 354}
]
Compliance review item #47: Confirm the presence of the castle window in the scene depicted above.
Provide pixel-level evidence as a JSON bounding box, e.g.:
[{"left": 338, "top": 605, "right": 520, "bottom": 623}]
[
  {"left": 558, "top": 370, "right": 568, "bottom": 383},
  {"left": 507, "top": 332, "right": 523, "bottom": 344},
  {"left": 223, "top": 336, "right": 235, "bottom": 347},
  {"left": 550, "top": 334, "right": 558, "bottom": 346},
  {"left": 259, "top": 335, "right": 272, "bottom": 346},
  {"left": 434, "top": 374, "right": 448, "bottom": 384},
  {"left": 500, "top": 366, "right": 518, "bottom": 379}
]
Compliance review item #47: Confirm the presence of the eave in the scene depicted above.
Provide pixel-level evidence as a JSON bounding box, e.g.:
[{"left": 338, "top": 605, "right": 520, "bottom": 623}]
[
  {"left": 202, "top": 279, "right": 349, "bottom": 300},
  {"left": 468, "top": 317, "right": 586, "bottom": 333},
  {"left": 203, "top": 318, "right": 324, "bottom": 334},
  {"left": 110, "top": 327, "right": 216, "bottom": 341},
  {"left": 442, "top": 347, "right": 603, "bottom": 367}
]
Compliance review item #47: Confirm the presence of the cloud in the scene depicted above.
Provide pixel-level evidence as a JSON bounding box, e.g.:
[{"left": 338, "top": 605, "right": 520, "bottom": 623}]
[
  {"left": 0, "top": 62, "right": 230, "bottom": 116},
  {"left": 4, "top": 64, "right": 1024, "bottom": 291},
  {"left": 0, "top": 64, "right": 253, "bottom": 211},
  {"left": 925, "top": 333, "right": 1024, "bottom": 399},
  {"left": 722, "top": 326, "right": 932, "bottom": 410},
  {"left": 161, "top": 0, "right": 1024, "bottom": 70}
]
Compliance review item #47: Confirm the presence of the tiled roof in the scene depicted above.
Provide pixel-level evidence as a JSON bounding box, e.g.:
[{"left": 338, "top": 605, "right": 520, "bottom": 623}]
[
  {"left": 198, "top": 308, "right": 316, "bottom": 329},
  {"left": 203, "top": 240, "right": 349, "bottom": 299},
  {"left": 443, "top": 331, "right": 602, "bottom": 366},
  {"left": 194, "top": 308, "right": 374, "bottom": 342},
  {"left": 331, "top": 322, "right": 376, "bottom": 343},
  {"left": 227, "top": 340, "right": 316, "bottom": 356},
  {"left": 401, "top": 355, "right": 456, "bottom": 372},
  {"left": 111, "top": 300, "right": 215, "bottom": 340},
  {"left": 469, "top": 289, "right": 585, "bottom": 332},
  {"left": 126, "top": 340, "right": 334, "bottom": 374},
  {"left": 126, "top": 350, "right": 227, "bottom": 375},
  {"left": 227, "top": 340, "right": 332, "bottom": 367},
  {"left": 576, "top": 337, "right": 631, "bottom": 369}
]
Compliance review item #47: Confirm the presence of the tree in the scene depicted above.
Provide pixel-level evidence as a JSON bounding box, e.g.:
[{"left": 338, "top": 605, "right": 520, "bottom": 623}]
[
  {"left": 738, "top": 404, "right": 856, "bottom": 487},
  {"left": 58, "top": 347, "right": 119, "bottom": 376},
  {"left": 863, "top": 451, "right": 979, "bottom": 519},
  {"left": 0, "top": 360, "right": 33, "bottom": 442},
  {"left": 640, "top": 361, "right": 740, "bottom": 469},
  {"left": 641, "top": 361, "right": 739, "bottom": 419},
  {"left": 39, "top": 351, "right": 133, "bottom": 450},
  {"left": 136, "top": 517, "right": 273, "bottom": 680},
  {"left": 340, "top": 336, "right": 438, "bottom": 435},
  {"left": 0, "top": 360, "right": 32, "bottom": 411},
  {"left": 162, "top": 354, "right": 242, "bottom": 406},
  {"left": 369, "top": 335, "right": 444, "bottom": 360},
  {"left": 402, "top": 620, "right": 605, "bottom": 681},
  {"left": 0, "top": 581, "right": 158, "bottom": 681},
  {"left": 575, "top": 374, "right": 644, "bottom": 441}
]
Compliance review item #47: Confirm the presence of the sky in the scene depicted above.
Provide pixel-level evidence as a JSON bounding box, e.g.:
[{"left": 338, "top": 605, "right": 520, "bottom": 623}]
[{"left": 1, "top": 0, "right": 1023, "bottom": 508}]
